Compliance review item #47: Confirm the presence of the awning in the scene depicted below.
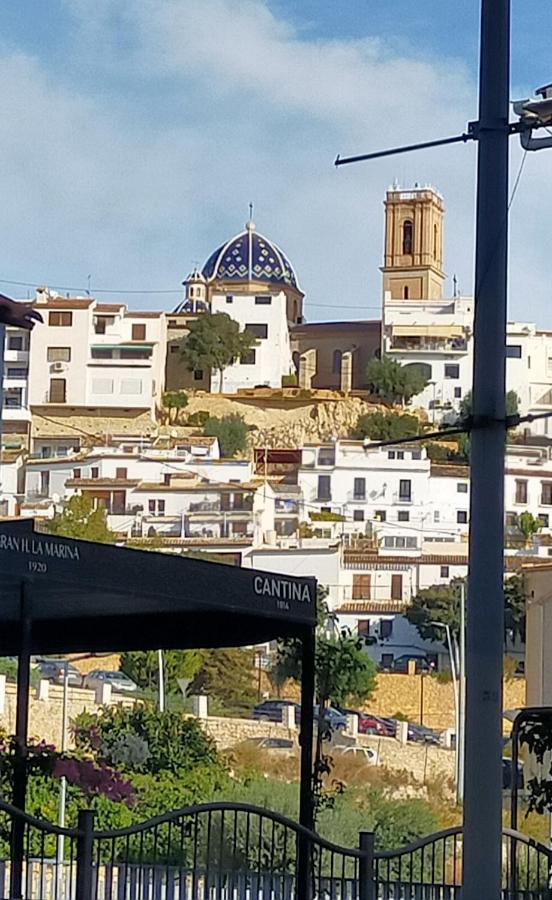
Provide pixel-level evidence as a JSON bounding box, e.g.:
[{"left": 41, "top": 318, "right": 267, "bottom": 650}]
[
  {"left": 90, "top": 343, "right": 155, "bottom": 350},
  {"left": 392, "top": 324, "right": 465, "bottom": 338}
]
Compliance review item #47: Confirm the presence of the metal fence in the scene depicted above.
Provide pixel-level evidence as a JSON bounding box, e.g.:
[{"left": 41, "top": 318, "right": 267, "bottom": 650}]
[{"left": 0, "top": 798, "right": 551, "bottom": 900}]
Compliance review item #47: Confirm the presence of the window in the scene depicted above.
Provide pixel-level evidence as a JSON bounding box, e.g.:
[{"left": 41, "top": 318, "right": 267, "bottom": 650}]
[
  {"left": 375, "top": 510, "right": 386, "bottom": 522},
  {"left": 357, "top": 620, "right": 370, "bottom": 636},
  {"left": 317, "top": 475, "right": 331, "bottom": 501},
  {"left": 445, "top": 364, "right": 460, "bottom": 379},
  {"left": 506, "top": 344, "right": 522, "bottom": 359},
  {"left": 7, "top": 368, "right": 26, "bottom": 379},
  {"left": 148, "top": 499, "right": 165, "bottom": 516},
  {"left": 40, "top": 471, "right": 50, "bottom": 496},
  {"left": 255, "top": 295, "right": 272, "bottom": 305},
  {"left": 120, "top": 348, "right": 151, "bottom": 360},
  {"left": 403, "top": 286, "right": 409, "bottom": 299},
  {"left": 398, "top": 479, "right": 411, "bottom": 501},
  {"left": 163, "top": 473, "right": 171, "bottom": 485},
  {"left": 542, "top": 482, "right": 552, "bottom": 505},
  {"left": 383, "top": 536, "right": 417, "bottom": 549},
  {"left": 5, "top": 389, "right": 22, "bottom": 407},
  {"left": 92, "top": 378, "right": 114, "bottom": 394},
  {"left": 48, "top": 378, "right": 66, "bottom": 403},
  {"left": 194, "top": 370, "right": 203, "bottom": 380},
  {"left": 132, "top": 323, "right": 146, "bottom": 340},
  {"left": 391, "top": 574, "right": 403, "bottom": 600},
  {"left": 226, "top": 295, "right": 233, "bottom": 304},
  {"left": 380, "top": 653, "right": 394, "bottom": 669},
  {"left": 94, "top": 317, "right": 107, "bottom": 334},
  {"left": 168, "top": 319, "right": 177, "bottom": 327},
  {"left": 440, "top": 565, "right": 449, "bottom": 578},
  {"left": 457, "top": 482, "right": 468, "bottom": 493},
  {"left": 332, "top": 349, "right": 342, "bottom": 374},
  {"left": 48, "top": 311, "right": 72, "bottom": 327},
  {"left": 91, "top": 467, "right": 99, "bottom": 479},
  {"left": 116, "top": 468, "right": 127, "bottom": 479},
  {"left": 47, "top": 347, "right": 71, "bottom": 362},
  {"left": 388, "top": 451, "right": 396, "bottom": 460},
  {"left": 91, "top": 348, "right": 113, "bottom": 359},
  {"left": 120, "top": 379, "right": 142, "bottom": 395},
  {"left": 158, "top": 500, "right": 165, "bottom": 515},
  {"left": 170, "top": 345, "right": 179, "bottom": 353},
  {"left": 434, "top": 510, "right": 440, "bottom": 522},
  {"left": 398, "top": 510, "right": 410, "bottom": 522},
  {"left": 411, "top": 450, "right": 421, "bottom": 460},
  {"left": 8, "top": 335, "right": 23, "bottom": 351},
  {"left": 352, "top": 574, "right": 371, "bottom": 600},
  {"left": 402, "top": 219, "right": 413, "bottom": 254},
  {"left": 380, "top": 619, "right": 393, "bottom": 639},
  {"left": 353, "top": 477, "right": 366, "bottom": 500},
  {"left": 515, "top": 480, "right": 528, "bottom": 504},
  {"left": 454, "top": 386, "right": 462, "bottom": 399},
  {"left": 538, "top": 514, "right": 549, "bottom": 528},
  {"left": 505, "top": 512, "right": 517, "bottom": 527},
  {"left": 240, "top": 349, "right": 256, "bottom": 365},
  {"left": 353, "top": 509, "right": 364, "bottom": 522},
  {"left": 245, "top": 323, "right": 268, "bottom": 339},
  {"left": 457, "top": 510, "right": 468, "bottom": 524},
  {"left": 73, "top": 468, "right": 81, "bottom": 479},
  {"left": 396, "top": 451, "right": 404, "bottom": 460}
]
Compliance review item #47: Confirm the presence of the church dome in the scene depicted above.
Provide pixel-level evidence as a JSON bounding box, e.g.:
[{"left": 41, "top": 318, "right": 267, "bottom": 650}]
[{"left": 201, "top": 221, "right": 298, "bottom": 289}]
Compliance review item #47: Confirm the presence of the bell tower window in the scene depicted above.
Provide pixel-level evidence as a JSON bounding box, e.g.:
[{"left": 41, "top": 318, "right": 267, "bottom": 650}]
[
  {"left": 403, "top": 286, "right": 409, "bottom": 300},
  {"left": 402, "top": 220, "right": 413, "bottom": 255}
]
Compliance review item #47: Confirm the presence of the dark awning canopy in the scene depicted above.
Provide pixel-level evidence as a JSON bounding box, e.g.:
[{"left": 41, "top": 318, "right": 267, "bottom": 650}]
[{"left": 0, "top": 520, "right": 316, "bottom": 655}]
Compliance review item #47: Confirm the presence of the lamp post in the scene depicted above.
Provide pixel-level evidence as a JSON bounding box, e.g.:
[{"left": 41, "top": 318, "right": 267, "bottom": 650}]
[{"left": 430, "top": 620, "right": 460, "bottom": 794}]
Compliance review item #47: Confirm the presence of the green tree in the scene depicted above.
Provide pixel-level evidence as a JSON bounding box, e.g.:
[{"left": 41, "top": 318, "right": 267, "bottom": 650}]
[
  {"left": 406, "top": 574, "right": 527, "bottom": 645},
  {"left": 47, "top": 494, "right": 115, "bottom": 543},
  {"left": 204, "top": 414, "right": 248, "bottom": 457},
  {"left": 181, "top": 313, "right": 258, "bottom": 392},
  {"left": 455, "top": 390, "right": 520, "bottom": 459},
  {"left": 120, "top": 650, "right": 203, "bottom": 693},
  {"left": 355, "top": 410, "right": 422, "bottom": 442},
  {"left": 162, "top": 390, "right": 188, "bottom": 423},
  {"left": 365, "top": 356, "right": 428, "bottom": 406},
  {"left": 189, "top": 648, "right": 256, "bottom": 712},
  {"left": 515, "top": 511, "right": 542, "bottom": 545}
]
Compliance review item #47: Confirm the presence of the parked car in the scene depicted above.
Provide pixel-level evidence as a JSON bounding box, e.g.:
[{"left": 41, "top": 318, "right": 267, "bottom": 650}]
[
  {"left": 35, "top": 658, "right": 83, "bottom": 687},
  {"left": 252, "top": 699, "right": 301, "bottom": 723},
  {"left": 389, "top": 655, "right": 434, "bottom": 674},
  {"left": 314, "top": 705, "right": 347, "bottom": 731},
  {"left": 83, "top": 670, "right": 138, "bottom": 693},
  {"left": 333, "top": 745, "right": 378, "bottom": 764},
  {"left": 339, "top": 708, "right": 390, "bottom": 736},
  {"left": 244, "top": 737, "right": 296, "bottom": 753},
  {"left": 407, "top": 723, "right": 441, "bottom": 745},
  {"left": 502, "top": 757, "right": 524, "bottom": 790}
]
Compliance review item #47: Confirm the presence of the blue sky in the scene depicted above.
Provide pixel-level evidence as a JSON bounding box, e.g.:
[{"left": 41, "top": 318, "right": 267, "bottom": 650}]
[{"left": 0, "top": 1, "right": 550, "bottom": 323}]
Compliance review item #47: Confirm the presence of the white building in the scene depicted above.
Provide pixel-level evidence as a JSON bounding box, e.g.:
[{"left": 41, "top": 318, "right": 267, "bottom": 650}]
[
  {"left": 172, "top": 219, "right": 304, "bottom": 392},
  {"left": 25, "top": 290, "right": 166, "bottom": 414},
  {"left": 381, "top": 185, "right": 552, "bottom": 431}
]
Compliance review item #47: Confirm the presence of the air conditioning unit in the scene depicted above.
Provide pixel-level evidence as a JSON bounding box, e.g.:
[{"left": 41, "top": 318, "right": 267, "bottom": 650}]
[{"left": 51, "top": 361, "right": 66, "bottom": 372}]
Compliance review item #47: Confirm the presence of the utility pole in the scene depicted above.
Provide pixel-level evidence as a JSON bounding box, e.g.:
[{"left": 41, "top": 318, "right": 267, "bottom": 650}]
[
  {"left": 463, "top": 0, "right": 510, "bottom": 897},
  {"left": 458, "top": 581, "right": 466, "bottom": 803}
]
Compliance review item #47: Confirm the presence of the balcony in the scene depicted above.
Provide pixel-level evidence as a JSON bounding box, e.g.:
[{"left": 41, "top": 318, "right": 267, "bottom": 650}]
[
  {"left": 388, "top": 337, "right": 468, "bottom": 354},
  {"left": 393, "top": 493, "right": 413, "bottom": 504},
  {"left": 189, "top": 501, "right": 220, "bottom": 513}
]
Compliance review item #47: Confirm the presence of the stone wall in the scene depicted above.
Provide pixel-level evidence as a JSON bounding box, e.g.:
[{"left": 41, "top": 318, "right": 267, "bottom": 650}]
[
  {"left": 0, "top": 681, "right": 134, "bottom": 748},
  {"left": 200, "top": 716, "right": 295, "bottom": 749}
]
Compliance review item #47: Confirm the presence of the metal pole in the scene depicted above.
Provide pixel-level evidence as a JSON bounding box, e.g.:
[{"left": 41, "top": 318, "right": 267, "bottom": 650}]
[
  {"left": 10, "top": 580, "right": 32, "bottom": 900},
  {"left": 444, "top": 625, "right": 460, "bottom": 792},
  {"left": 158, "top": 649, "right": 165, "bottom": 713},
  {"left": 75, "top": 808, "right": 95, "bottom": 900},
  {"left": 56, "top": 662, "right": 70, "bottom": 892},
  {"left": 297, "top": 624, "right": 316, "bottom": 899},
  {"left": 462, "top": 0, "right": 510, "bottom": 896},
  {"left": 458, "top": 582, "right": 466, "bottom": 802}
]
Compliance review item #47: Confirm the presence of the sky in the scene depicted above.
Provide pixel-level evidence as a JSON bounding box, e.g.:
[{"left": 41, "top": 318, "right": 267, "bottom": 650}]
[{"left": 0, "top": 0, "right": 550, "bottom": 323}]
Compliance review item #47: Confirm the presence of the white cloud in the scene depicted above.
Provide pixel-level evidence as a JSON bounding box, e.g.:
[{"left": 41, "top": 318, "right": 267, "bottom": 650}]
[{"left": 0, "top": 0, "right": 549, "bottom": 323}]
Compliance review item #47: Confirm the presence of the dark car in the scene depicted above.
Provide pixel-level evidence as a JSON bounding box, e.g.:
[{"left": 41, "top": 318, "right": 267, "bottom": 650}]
[
  {"left": 252, "top": 700, "right": 301, "bottom": 723},
  {"left": 314, "top": 705, "right": 347, "bottom": 731},
  {"left": 407, "top": 723, "right": 441, "bottom": 745},
  {"left": 390, "top": 655, "right": 434, "bottom": 674},
  {"left": 35, "top": 658, "right": 82, "bottom": 687},
  {"left": 502, "top": 757, "right": 524, "bottom": 790}
]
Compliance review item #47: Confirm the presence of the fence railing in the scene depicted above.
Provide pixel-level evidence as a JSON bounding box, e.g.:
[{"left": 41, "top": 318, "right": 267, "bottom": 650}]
[{"left": 0, "top": 798, "right": 551, "bottom": 899}]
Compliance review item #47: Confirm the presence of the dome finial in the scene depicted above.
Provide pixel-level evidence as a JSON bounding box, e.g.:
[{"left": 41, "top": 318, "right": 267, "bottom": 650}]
[{"left": 246, "top": 201, "right": 256, "bottom": 232}]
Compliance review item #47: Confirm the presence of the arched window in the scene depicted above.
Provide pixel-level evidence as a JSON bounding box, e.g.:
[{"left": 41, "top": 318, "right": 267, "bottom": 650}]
[
  {"left": 403, "top": 286, "right": 409, "bottom": 300},
  {"left": 332, "top": 349, "right": 343, "bottom": 374},
  {"left": 433, "top": 223, "right": 438, "bottom": 260},
  {"left": 402, "top": 219, "right": 413, "bottom": 255}
]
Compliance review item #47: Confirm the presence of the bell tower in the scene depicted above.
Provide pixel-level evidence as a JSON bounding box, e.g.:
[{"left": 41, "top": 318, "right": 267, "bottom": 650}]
[{"left": 381, "top": 185, "right": 445, "bottom": 300}]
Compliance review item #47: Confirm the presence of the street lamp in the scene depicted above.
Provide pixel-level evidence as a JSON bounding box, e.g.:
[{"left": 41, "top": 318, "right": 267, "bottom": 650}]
[{"left": 430, "top": 620, "right": 460, "bottom": 796}]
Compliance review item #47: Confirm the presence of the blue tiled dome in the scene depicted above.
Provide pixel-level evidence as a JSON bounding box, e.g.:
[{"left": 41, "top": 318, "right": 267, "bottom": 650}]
[{"left": 201, "top": 222, "right": 298, "bottom": 288}]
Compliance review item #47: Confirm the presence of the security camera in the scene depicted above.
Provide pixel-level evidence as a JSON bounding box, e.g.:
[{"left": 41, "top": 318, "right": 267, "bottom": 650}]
[{"left": 513, "top": 83, "right": 552, "bottom": 151}]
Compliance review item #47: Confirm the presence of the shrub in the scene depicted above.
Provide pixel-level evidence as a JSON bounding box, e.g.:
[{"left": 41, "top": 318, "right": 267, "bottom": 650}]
[
  {"left": 282, "top": 374, "right": 298, "bottom": 387},
  {"left": 355, "top": 411, "right": 421, "bottom": 442},
  {"left": 187, "top": 410, "right": 210, "bottom": 427},
  {"left": 203, "top": 414, "right": 248, "bottom": 457}
]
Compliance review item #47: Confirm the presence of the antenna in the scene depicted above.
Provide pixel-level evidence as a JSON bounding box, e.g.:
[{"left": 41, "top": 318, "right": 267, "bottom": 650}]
[
  {"left": 86, "top": 274, "right": 91, "bottom": 297},
  {"left": 453, "top": 274, "right": 458, "bottom": 297},
  {"left": 248, "top": 201, "right": 254, "bottom": 222}
]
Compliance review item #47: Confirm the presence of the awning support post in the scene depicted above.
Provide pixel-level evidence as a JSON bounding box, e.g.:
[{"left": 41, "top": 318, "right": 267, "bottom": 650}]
[
  {"left": 297, "top": 624, "right": 316, "bottom": 898},
  {"left": 10, "top": 579, "right": 32, "bottom": 900}
]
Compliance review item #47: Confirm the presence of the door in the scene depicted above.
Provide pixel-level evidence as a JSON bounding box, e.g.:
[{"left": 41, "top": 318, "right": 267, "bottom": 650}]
[
  {"left": 352, "top": 574, "right": 371, "bottom": 600},
  {"left": 49, "top": 378, "right": 66, "bottom": 403},
  {"left": 391, "top": 574, "right": 403, "bottom": 601},
  {"left": 111, "top": 491, "right": 126, "bottom": 515}
]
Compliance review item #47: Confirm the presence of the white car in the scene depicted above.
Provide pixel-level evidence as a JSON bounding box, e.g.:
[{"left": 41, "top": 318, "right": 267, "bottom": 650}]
[
  {"left": 83, "top": 670, "right": 138, "bottom": 694},
  {"left": 334, "top": 745, "right": 378, "bottom": 764}
]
